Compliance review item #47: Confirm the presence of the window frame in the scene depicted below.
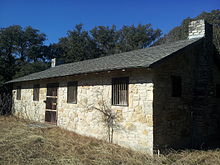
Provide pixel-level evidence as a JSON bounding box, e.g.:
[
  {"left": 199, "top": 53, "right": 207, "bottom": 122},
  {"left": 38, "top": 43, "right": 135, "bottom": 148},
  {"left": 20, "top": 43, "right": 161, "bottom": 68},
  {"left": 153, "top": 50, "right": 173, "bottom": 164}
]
[
  {"left": 16, "top": 86, "right": 21, "bottom": 100},
  {"left": 171, "top": 75, "right": 182, "bottom": 97},
  {"left": 45, "top": 83, "right": 59, "bottom": 111},
  {"left": 112, "top": 77, "right": 129, "bottom": 106},
  {"left": 67, "top": 81, "right": 78, "bottom": 104},
  {"left": 33, "top": 84, "right": 40, "bottom": 101}
]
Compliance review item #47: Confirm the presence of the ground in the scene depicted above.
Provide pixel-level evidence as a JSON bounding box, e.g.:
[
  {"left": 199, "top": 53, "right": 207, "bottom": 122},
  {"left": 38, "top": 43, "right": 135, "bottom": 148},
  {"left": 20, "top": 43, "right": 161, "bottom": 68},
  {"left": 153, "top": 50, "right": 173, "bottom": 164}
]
[{"left": 0, "top": 116, "right": 220, "bottom": 165}]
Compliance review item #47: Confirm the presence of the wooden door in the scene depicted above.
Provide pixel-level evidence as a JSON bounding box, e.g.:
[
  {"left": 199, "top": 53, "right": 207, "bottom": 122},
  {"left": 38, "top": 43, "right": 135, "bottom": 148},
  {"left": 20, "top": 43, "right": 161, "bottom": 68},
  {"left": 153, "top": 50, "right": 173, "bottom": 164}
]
[{"left": 45, "top": 83, "right": 59, "bottom": 124}]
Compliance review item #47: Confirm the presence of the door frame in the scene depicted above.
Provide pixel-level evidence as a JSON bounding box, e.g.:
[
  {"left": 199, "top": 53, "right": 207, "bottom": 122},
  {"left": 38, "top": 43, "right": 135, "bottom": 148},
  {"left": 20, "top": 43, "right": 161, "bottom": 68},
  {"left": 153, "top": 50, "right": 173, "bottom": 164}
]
[{"left": 45, "top": 83, "right": 59, "bottom": 125}]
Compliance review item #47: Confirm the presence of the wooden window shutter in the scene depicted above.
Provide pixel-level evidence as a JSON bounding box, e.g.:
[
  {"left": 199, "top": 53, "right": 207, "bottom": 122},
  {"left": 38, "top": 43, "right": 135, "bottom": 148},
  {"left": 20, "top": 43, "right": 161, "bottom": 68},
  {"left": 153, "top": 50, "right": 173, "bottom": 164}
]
[
  {"left": 112, "top": 77, "right": 129, "bottom": 106},
  {"left": 67, "top": 81, "right": 78, "bottom": 103},
  {"left": 33, "top": 84, "right": 40, "bottom": 101},
  {"left": 16, "top": 86, "right": 21, "bottom": 100}
]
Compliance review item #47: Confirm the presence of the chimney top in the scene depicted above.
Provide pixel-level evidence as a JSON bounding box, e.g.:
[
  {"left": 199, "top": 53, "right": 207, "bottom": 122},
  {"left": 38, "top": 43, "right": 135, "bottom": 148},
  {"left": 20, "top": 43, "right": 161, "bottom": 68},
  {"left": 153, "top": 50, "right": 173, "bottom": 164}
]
[
  {"left": 188, "top": 19, "right": 212, "bottom": 40},
  {"left": 51, "top": 58, "right": 56, "bottom": 67},
  {"left": 188, "top": 19, "right": 205, "bottom": 39}
]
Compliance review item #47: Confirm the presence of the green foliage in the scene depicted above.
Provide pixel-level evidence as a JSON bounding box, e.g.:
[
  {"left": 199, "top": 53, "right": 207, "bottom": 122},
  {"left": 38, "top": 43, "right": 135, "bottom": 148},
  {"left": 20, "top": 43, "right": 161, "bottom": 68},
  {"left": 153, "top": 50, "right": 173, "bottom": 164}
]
[
  {"left": 58, "top": 24, "right": 162, "bottom": 63},
  {"left": 45, "top": 44, "right": 64, "bottom": 60},
  {"left": 117, "top": 24, "right": 161, "bottom": 52},
  {"left": 0, "top": 25, "right": 48, "bottom": 85},
  {"left": 90, "top": 25, "right": 118, "bottom": 55},
  {"left": 58, "top": 24, "right": 101, "bottom": 63},
  {"left": 155, "top": 10, "right": 220, "bottom": 53},
  {"left": 13, "top": 62, "right": 49, "bottom": 78}
]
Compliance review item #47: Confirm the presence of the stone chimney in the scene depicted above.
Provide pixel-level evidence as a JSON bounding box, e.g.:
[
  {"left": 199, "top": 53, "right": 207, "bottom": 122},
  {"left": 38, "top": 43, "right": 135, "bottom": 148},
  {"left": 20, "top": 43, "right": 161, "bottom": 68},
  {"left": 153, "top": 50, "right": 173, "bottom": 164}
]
[
  {"left": 51, "top": 58, "right": 56, "bottom": 67},
  {"left": 188, "top": 19, "right": 213, "bottom": 40}
]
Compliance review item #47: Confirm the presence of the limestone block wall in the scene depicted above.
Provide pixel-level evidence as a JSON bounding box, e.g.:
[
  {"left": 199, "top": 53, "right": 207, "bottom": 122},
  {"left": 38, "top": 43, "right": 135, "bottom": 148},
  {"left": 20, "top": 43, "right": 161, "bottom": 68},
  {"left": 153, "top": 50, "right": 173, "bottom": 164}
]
[
  {"left": 12, "top": 69, "right": 154, "bottom": 154},
  {"left": 12, "top": 82, "right": 46, "bottom": 122}
]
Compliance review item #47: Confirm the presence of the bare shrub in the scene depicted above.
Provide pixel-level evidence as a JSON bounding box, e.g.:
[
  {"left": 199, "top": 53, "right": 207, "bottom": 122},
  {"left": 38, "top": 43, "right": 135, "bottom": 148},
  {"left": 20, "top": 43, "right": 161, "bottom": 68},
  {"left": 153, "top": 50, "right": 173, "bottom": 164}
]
[
  {"left": 80, "top": 89, "right": 120, "bottom": 143},
  {"left": 91, "top": 100, "right": 117, "bottom": 143}
]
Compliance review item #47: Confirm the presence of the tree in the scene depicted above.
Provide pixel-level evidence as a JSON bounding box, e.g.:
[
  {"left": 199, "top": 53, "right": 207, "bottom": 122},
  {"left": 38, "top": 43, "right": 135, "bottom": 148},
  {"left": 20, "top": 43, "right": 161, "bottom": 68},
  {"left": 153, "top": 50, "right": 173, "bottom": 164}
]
[
  {"left": 0, "top": 26, "right": 19, "bottom": 84},
  {"left": 90, "top": 25, "right": 118, "bottom": 55},
  {"left": 4, "top": 26, "right": 47, "bottom": 63},
  {"left": 58, "top": 24, "right": 162, "bottom": 63},
  {"left": 58, "top": 24, "right": 101, "bottom": 63},
  {"left": 13, "top": 62, "right": 49, "bottom": 78},
  {"left": 117, "top": 24, "right": 161, "bottom": 52},
  {"left": 0, "top": 25, "right": 48, "bottom": 85}
]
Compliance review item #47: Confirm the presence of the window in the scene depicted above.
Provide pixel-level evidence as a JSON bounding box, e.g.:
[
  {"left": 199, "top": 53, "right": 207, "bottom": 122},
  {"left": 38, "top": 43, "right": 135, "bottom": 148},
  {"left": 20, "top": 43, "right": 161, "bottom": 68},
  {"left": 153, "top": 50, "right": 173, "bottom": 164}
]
[
  {"left": 67, "top": 81, "right": 78, "bottom": 103},
  {"left": 112, "top": 77, "right": 129, "bottom": 106},
  {"left": 16, "top": 86, "right": 21, "bottom": 100},
  {"left": 216, "top": 84, "right": 220, "bottom": 98},
  {"left": 171, "top": 76, "right": 182, "bottom": 97},
  {"left": 33, "top": 84, "right": 40, "bottom": 101}
]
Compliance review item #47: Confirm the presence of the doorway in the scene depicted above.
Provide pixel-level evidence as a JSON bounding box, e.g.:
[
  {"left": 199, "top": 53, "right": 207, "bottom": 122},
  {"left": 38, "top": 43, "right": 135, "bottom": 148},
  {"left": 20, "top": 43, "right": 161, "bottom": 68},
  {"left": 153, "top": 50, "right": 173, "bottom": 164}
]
[{"left": 45, "top": 83, "right": 59, "bottom": 124}]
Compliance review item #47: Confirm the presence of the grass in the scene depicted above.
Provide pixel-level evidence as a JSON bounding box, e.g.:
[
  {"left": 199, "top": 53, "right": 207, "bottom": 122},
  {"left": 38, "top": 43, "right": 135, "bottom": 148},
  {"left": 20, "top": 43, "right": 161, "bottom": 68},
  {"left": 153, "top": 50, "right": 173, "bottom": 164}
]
[{"left": 0, "top": 116, "right": 220, "bottom": 165}]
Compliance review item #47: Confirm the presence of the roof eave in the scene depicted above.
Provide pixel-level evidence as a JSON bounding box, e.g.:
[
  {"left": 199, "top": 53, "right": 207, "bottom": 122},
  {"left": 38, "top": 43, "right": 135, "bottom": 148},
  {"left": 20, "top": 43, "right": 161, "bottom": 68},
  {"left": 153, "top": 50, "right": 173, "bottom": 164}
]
[{"left": 6, "top": 66, "right": 150, "bottom": 84}]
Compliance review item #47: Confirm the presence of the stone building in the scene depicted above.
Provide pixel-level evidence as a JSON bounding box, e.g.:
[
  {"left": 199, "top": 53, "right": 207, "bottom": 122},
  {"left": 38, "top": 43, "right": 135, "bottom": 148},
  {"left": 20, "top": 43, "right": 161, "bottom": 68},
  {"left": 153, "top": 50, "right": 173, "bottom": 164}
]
[{"left": 7, "top": 20, "right": 220, "bottom": 154}]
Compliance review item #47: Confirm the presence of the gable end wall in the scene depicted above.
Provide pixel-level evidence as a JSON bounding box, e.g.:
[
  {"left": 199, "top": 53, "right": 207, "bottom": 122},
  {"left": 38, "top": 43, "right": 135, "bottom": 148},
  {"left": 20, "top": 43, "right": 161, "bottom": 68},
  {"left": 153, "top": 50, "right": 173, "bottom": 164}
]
[{"left": 153, "top": 39, "right": 220, "bottom": 151}]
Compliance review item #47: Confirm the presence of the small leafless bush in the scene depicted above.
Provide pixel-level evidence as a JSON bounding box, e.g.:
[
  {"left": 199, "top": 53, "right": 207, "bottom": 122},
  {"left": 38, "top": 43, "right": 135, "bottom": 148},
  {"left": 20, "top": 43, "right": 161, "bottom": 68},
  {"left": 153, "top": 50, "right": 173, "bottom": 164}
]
[
  {"left": 81, "top": 89, "right": 120, "bottom": 143},
  {"left": 92, "top": 100, "right": 117, "bottom": 143}
]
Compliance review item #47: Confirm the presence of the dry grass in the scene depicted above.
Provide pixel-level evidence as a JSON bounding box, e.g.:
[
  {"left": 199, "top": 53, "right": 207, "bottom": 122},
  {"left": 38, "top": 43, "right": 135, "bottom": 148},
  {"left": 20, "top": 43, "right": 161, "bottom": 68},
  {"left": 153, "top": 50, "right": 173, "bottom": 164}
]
[{"left": 0, "top": 116, "right": 220, "bottom": 165}]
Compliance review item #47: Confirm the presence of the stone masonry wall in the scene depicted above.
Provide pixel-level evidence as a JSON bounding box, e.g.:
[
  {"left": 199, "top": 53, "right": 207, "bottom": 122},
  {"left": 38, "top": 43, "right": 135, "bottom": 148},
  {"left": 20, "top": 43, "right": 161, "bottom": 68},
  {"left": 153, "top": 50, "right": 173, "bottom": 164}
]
[
  {"left": 12, "top": 69, "right": 154, "bottom": 154},
  {"left": 153, "top": 38, "right": 220, "bottom": 151},
  {"left": 152, "top": 42, "right": 197, "bottom": 151},
  {"left": 191, "top": 38, "right": 220, "bottom": 147}
]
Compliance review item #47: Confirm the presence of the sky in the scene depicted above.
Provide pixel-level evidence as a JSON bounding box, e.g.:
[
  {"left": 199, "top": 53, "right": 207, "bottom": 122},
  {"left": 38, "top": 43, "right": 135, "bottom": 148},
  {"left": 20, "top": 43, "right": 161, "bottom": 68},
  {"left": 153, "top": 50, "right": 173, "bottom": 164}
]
[{"left": 0, "top": 0, "right": 219, "bottom": 45}]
